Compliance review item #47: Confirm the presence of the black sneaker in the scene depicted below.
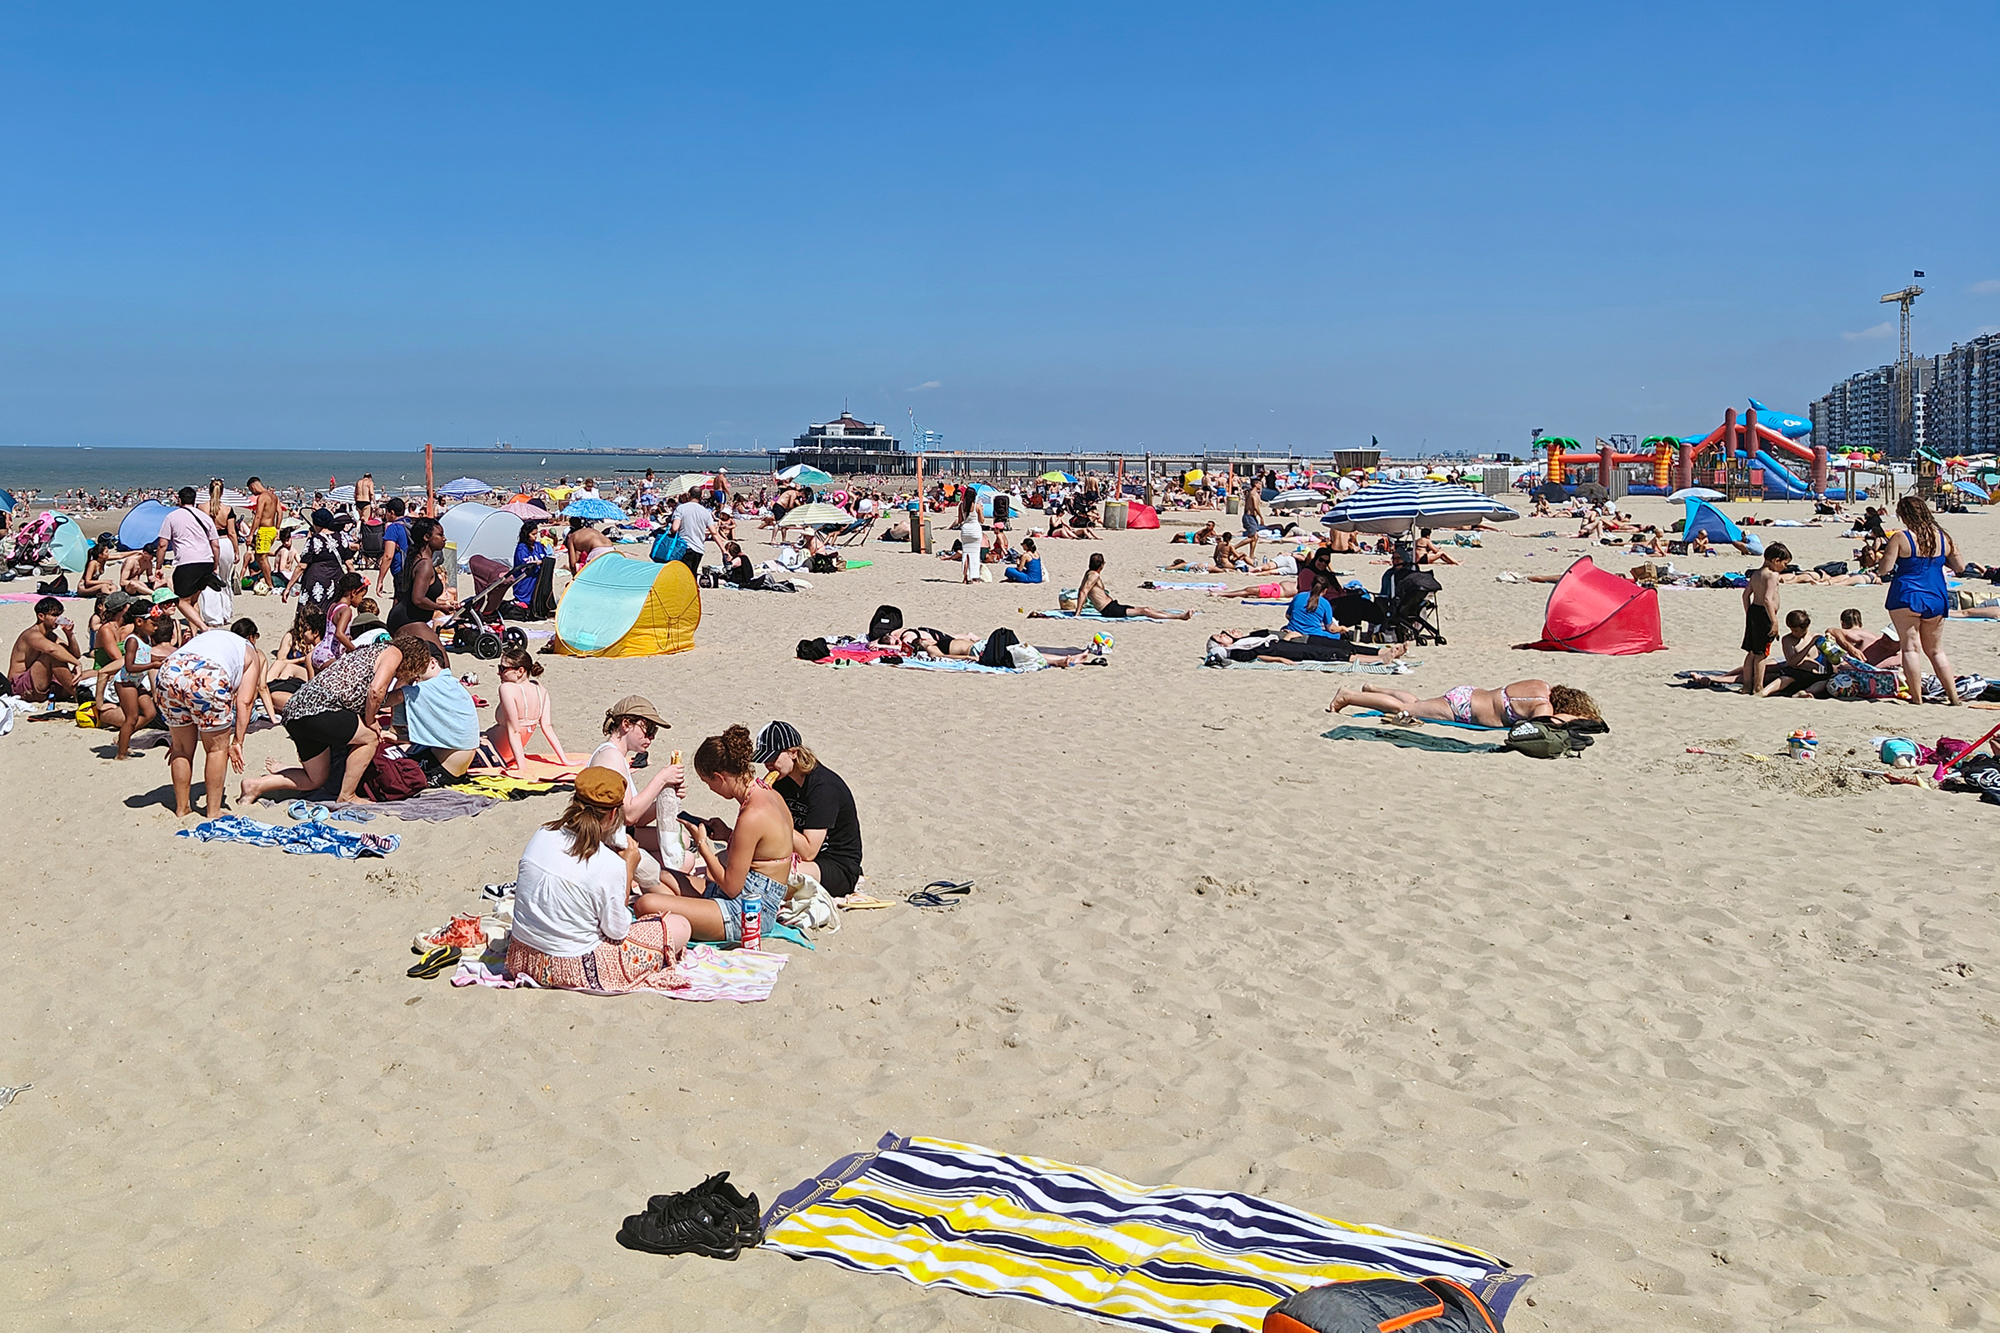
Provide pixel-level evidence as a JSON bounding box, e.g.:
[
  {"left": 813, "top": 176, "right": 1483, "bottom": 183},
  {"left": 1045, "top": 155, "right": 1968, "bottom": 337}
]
[
  {"left": 615, "top": 1190, "right": 744, "bottom": 1260},
  {"left": 646, "top": 1171, "right": 764, "bottom": 1249}
]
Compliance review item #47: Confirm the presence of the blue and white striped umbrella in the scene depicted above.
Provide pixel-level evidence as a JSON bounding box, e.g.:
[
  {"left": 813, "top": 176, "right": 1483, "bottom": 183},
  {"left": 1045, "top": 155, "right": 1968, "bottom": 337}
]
[{"left": 1320, "top": 480, "right": 1518, "bottom": 533}]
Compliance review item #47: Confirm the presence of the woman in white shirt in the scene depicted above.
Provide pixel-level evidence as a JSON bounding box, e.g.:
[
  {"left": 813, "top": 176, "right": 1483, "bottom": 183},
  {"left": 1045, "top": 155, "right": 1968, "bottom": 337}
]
[{"left": 503, "top": 767, "right": 691, "bottom": 992}]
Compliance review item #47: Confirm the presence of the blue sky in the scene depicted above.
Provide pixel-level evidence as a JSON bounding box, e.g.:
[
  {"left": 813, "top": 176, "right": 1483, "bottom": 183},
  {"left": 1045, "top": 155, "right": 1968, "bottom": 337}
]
[{"left": 1, "top": 2, "right": 1995, "bottom": 455}]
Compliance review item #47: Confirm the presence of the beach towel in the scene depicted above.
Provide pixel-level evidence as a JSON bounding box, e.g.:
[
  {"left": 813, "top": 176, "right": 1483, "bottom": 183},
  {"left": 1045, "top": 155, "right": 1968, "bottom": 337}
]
[
  {"left": 176, "top": 815, "right": 401, "bottom": 858},
  {"left": 1354, "top": 710, "right": 1501, "bottom": 731},
  {"left": 1201, "top": 659, "right": 1416, "bottom": 674},
  {"left": 761, "top": 1132, "right": 1530, "bottom": 1333},
  {"left": 894, "top": 657, "right": 1044, "bottom": 674},
  {"left": 451, "top": 939, "right": 789, "bottom": 999},
  {"left": 260, "top": 789, "right": 501, "bottom": 822},
  {"left": 1322, "top": 725, "right": 1500, "bottom": 754},
  {"left": 465, "top": 750, "right": 592, "bottom": 781},
  {"left": 1028, "top": 609, "right": 1187, "bottom": 620},
  {"left": 1142, "top": 581, "right": 1227, "bottom": 590}
]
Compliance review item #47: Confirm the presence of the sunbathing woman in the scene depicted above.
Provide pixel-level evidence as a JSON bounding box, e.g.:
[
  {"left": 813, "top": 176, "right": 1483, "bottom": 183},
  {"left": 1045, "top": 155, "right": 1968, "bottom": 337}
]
[
  {"left": 641, "top": 724, "right": 796, "bottom": 944},
  {"left": 484, "top": 645, "right": 566, "bottom": 772},
  {"left": 1328, "top": 679, "right": 1601, "bottom": 727},
  {"left": 1077, "top": 552, "right": 1193, "bottom": 620}
]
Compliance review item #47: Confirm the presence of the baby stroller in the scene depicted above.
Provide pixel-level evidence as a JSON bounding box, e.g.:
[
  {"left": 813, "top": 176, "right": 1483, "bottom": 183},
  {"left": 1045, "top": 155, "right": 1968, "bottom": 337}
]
[
  {"left": 7, "top": 512, "right": 60, "bottom": 575},
  {"left": 466, "top": 553, "right": 556, "bottom": 622}
]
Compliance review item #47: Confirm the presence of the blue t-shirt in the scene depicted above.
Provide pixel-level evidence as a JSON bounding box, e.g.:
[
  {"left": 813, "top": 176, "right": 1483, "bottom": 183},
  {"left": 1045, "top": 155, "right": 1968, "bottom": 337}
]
[
  {"left": 383, "top": 521, "right": 410, "bottom": 574},
  {"left": 1284, "top": 591, "right": 1339, "bottom": 638}
]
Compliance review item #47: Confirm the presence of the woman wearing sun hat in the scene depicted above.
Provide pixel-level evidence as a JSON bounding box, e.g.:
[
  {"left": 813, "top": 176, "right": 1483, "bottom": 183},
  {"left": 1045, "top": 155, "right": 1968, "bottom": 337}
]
[
  {"left": 503, "top": 766, "right": 692, "bottom": 992},
  {"left": 586, "top": 694, "right": 695, "bottom": 894}
]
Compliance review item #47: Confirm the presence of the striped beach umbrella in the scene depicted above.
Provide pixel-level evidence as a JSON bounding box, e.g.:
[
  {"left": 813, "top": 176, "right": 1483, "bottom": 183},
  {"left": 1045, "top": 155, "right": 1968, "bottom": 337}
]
[
  {"left": 777, "top": 502, "right": 852, "bottom": 528},
  {"left": 1320, "top": 480, "right": 1518, "bottom": 533}
]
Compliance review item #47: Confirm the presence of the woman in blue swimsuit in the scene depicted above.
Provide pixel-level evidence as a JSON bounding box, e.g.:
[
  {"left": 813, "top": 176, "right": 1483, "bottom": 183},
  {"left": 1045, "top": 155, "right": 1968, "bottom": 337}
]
[{"left": 1878, "top": 495, "right": 1967, "bottom": 705}]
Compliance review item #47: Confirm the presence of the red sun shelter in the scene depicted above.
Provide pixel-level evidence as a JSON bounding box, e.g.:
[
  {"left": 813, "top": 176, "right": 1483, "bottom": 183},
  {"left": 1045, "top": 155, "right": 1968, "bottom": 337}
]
[{"left": 1518, "top": 557, "right": 1665, "bottom": 655}]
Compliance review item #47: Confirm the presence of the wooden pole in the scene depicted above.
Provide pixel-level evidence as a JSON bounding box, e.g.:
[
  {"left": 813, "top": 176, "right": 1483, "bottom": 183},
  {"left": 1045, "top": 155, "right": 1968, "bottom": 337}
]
[
  {"left": 424, "top": 442, "right": 436, "bottom": 517},
  {"left": 911, "top": 451, "right": 925, "bottom": 553}
]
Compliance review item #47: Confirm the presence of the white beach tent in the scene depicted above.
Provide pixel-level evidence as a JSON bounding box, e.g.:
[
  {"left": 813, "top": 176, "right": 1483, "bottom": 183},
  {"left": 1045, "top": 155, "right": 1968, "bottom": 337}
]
[{"left": 440, "top": 501, "right": 523, "bottom": 568}]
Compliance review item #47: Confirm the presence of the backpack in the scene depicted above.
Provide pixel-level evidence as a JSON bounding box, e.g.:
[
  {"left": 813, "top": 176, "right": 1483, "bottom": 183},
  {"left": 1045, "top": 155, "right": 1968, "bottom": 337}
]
[
  {"left": 977, "top": 627, "right": 1021, "bottom": 668},
  {"left": 1259, "top": 1276, "right": 1502, "bottom": 1333},
  {"left": 1503, "top": 719, "right": 1572, "bottom": 759},
  {"left": 796, "top": 637, "right": 830, "bottom": 662},
  {"left": 1829, "top": 664, "right": 1901, "bottom": 700},
  {"left": 356, "top": 751, "right": 428, "bottom": 802},
  {"left": 868, "top": 605, "right": 903, "bottom": 643},
  {"left": 359, "top": 520, "right": 385, "bottom": 558},
  {"left": 650, "top": 531, "right": 689, "bottom": 564}
]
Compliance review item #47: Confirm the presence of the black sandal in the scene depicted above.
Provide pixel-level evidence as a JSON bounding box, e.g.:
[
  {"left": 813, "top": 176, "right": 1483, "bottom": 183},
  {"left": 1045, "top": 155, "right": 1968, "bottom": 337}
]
[{"left": 907, "top": 880, "right": 974, "bottom": 908}]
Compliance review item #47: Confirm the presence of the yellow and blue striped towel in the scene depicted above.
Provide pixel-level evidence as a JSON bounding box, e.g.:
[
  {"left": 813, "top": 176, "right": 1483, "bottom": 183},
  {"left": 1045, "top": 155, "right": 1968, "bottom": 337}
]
[{"left": 761, "top": 1133, "right": 1530, "bottom": 1332}]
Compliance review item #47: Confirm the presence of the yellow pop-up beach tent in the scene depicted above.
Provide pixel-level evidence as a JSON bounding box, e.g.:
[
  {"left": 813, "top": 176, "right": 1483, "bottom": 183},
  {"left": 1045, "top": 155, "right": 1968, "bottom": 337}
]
[{"left": 553, "top": 554, "right": 700, "bottom": 657}]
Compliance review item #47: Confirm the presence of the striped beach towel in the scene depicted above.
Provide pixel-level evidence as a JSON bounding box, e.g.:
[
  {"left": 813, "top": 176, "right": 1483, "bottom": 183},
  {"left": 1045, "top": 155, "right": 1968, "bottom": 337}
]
[{"left": 761, "top": 1133, "right": 1530, "bottom": 1331}]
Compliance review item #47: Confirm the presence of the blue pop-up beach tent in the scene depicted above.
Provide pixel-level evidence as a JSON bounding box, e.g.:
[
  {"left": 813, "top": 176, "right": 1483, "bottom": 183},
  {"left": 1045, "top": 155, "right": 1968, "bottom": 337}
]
[
  {"left": 118, "top": 499, "right": 176, "bottom": 551},
  {"left": 1682, "top": 499, "right": 1762, "bottom": 555}
]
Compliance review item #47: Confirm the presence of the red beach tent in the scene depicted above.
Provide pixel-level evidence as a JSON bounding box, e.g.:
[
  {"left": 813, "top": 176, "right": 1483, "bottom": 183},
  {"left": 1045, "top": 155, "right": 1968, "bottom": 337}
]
[{"left": 1517, "top": 557, "right": 1665, "bottom": 655}]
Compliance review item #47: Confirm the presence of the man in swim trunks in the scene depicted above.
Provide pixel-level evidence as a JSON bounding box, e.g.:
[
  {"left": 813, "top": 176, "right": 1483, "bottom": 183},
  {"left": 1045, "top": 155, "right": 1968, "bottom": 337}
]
[
  {"left": 8, "top": 596, "right": 82, "bottom": 701},
  {"left": 1740, "top": 543, "right": 1789, "bottom": 697},
  {"left": 247, "top": 477, "right": 284, "bottom": 594}
]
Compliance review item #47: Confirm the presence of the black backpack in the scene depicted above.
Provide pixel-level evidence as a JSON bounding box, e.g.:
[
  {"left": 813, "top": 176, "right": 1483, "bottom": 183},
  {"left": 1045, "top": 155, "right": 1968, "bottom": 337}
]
[
  {"left": 868, "top": 605, "right": 903, "bottom": 643},
  {"left": 796, "top": 637, "right": 830, "bottom": 662},
  {"left": 977, "top": 627, "right": 1021, "bottom": 668},
  {"left": 359, "top": 520, "right": 385, "bottom": 558}
]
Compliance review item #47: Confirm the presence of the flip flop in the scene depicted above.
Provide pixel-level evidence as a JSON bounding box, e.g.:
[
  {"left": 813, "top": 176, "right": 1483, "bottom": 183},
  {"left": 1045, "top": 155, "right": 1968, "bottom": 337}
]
[
  {"left": 907, "top": 880, "right": 974, "bottom": 909},
  {"left": 406, "top": 946, "right": 461, "bottom": 979},
  {"left": 287, "top": 800, "right": 330, "bottom": 822},
  {"left": 837, "top": 892, "right": 892, "bottom": 910}
]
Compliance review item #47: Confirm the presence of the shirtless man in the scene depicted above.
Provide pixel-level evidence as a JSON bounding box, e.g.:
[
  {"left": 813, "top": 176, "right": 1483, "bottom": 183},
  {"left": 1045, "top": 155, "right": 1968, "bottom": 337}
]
[
  {"left": 1740, "top": 543, "right": 1790, "bottom": 696},
  {"left": 1828, "top": 607, "right": 1898, "bottom": 665},
  {"left": 120, "top": 541, "right": 162, "bottom": 597},
  {"left": 8, "top": 596, "right": 81, "bottom": 701},
  {"left": 353, "top": 473, "right": 375, "bottom": 511},
  {"left": 247, "top": 477, "right": 284, "bottom": 593},
  {"left": 564, "top": 517, "right": 613, "bottom": 573}
]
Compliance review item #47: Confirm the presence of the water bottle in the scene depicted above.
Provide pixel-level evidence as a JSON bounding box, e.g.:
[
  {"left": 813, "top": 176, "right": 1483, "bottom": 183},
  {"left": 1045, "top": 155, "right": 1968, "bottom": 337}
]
[{"left": 740, "top": 888, "right": 762, "bottom": 951}]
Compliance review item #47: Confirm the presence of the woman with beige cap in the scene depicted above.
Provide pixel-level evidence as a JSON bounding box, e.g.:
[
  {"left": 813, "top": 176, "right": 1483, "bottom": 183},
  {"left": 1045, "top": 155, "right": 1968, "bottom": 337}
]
[
  {"left": 586, "top": 694, "right": 698, "bottom": 894},
  {"left": 503, "top": 766, "right": 691, "bottom": 992}
]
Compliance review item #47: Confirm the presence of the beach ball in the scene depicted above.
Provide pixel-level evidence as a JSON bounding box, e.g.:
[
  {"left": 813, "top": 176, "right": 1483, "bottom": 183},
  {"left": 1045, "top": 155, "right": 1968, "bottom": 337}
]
[{"left": 1090, "top": 631, "right": 1115, "bottom": 654}]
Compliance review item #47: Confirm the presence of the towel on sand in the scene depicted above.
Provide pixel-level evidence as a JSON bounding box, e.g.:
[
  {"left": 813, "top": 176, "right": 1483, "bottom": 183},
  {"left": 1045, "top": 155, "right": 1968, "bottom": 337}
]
[
  {"left": 1323, "top": 725, "right": 1500, "bottom": 753},
  {"left": 1203, "top": 659, "right": 1416, "bottom": 674},
  {"left": 762, "top": 1132, "right": 1530, "bottom": 1333},
  {"left": 453, "top": 941, "right": 789, "bottom": 1001},
  {"left": 177, "top": 815, "right": 401, "bottom": 857},
  {"left": 1029, "top": 609, "right": 1187, "bottom": 620}
]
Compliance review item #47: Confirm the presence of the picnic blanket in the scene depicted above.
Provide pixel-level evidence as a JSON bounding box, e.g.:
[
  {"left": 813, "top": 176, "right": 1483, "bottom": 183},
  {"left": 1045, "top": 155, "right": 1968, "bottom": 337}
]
[
  {"left": 451, "top": 940, "right": 789, "bottom": 1001},
  {"left": 177, "top": 815, "right": 401, "bottom": 858},
  {"left": 761, "top": 1132, "right": 1530, "bottom": 1333},
  {"left": 1323, "top": 725, "right": 1500, "bottom": 753},
  {"left": 1202, "top": 659, "right": 1417, "bottom": 674},
  {"left": 261, "top": 789, "right": 501, "bottom": 822}
]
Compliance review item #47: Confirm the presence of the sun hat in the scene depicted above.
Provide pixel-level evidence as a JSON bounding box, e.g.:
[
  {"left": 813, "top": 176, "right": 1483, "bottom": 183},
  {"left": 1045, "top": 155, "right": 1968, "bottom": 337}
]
[
  {"left": 603, "top": 695, "right": 669, "bottom": 730},
  {"left": 573, "top": 767, "right": 627, "bottom": 808},
  {"left": 751, "top": 720, "right": 802, "bottom": 764},
  {"left": 151, "top": 586, "right": 177, "bottom": 604}
]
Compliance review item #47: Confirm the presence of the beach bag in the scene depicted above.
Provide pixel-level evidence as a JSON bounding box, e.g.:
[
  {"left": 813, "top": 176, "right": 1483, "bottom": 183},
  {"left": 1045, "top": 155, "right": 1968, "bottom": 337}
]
[
  {"left": 868, "top": 605, "right": 903, "bottom": 643},
  {"left": 1006, "top": 643, "right": 1047, "bottom": 669},
  {"left": 649, "top": 531, "right": 689, "bottom": 564},
  {"left": 1829, "top": 664, "right": 1901, "bottom": 700},
  {"left": 1814, "top": 560, "right": 1849, "bottom": 577},
  {"left": 796, "top": 637, "right": 830, "bottom": 662},
  {"left": 1059, "top": 588, "right": 1079, "bottom": 611},
  {"left": 1503, "top": 720, "right": 1571, "bottom": 759},
  {"left": 977, "top": 628, "right": 1020, "bottom": 668},
  {"left": 1259, "top": 1276, "right": 1501, "bottom": 1333},
  {"left": 808, "top": 551, "right": 840, "bottom": 574}
]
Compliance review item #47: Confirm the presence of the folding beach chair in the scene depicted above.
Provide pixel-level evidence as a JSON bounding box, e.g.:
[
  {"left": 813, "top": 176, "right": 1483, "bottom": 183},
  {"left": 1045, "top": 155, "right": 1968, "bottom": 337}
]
[{"left": 836, "top": 514, "right": 875, "bottom": 546}]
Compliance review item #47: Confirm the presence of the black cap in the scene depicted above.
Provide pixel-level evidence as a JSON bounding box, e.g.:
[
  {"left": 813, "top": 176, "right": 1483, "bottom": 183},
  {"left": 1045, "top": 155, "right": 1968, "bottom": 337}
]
[{"left": 752, "top": 720, "right": 802, "bottom": 764}]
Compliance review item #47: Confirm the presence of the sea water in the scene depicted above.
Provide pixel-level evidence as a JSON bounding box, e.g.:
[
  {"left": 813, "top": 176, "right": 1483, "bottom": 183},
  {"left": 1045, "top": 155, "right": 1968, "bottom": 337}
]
[{"left": 0, "top": 445, "right": 773, "bottom": 500}]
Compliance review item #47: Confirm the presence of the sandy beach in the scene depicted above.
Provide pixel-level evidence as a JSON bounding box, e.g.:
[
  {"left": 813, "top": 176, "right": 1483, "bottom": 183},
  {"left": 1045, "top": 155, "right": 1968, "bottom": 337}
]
[{"left": 3, "top": 496, "right": 1997, "bottom": 1330}]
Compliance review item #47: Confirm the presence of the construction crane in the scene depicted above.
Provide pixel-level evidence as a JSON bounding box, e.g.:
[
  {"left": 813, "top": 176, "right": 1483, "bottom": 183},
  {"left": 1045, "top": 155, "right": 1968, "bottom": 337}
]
[{"left": 1880, "top": 279, "right": 1923, "bottom": 455}]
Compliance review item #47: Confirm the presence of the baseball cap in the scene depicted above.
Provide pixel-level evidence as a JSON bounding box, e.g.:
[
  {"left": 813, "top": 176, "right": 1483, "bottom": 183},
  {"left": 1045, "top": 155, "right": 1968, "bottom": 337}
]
[
  {"left": 103, "top": 590, "right": 134, "bottom": 614},
  {"left": 573, "top": 767, "right": 627, "bottom": 809},
  {"left": 752, "top": 720, "right": 802, "bottom": 764},
  {"left": 603, "top": 695, "right": 669, "bottom": 730}
]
